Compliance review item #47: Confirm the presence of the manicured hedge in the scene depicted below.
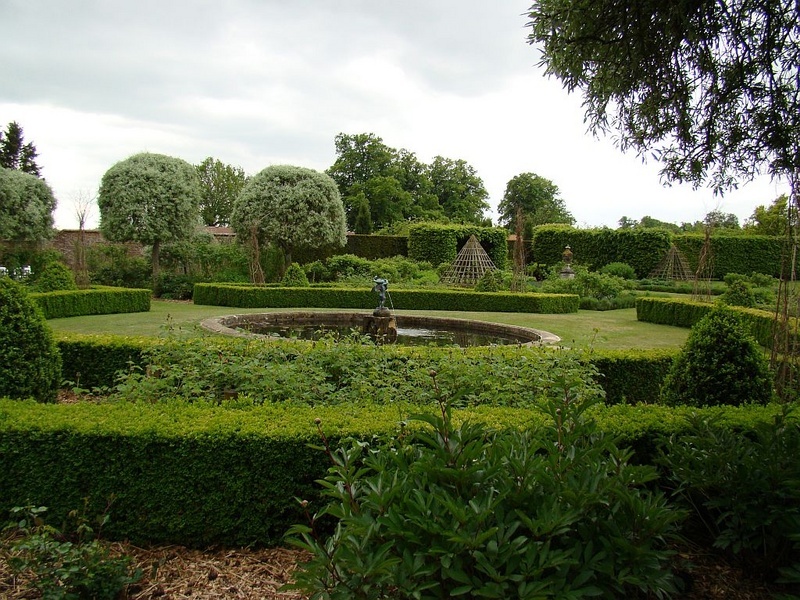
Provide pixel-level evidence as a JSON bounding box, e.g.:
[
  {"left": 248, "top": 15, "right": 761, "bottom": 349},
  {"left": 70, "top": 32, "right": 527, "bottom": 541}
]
[
  {"left": 635, "top": 297, "right": 784, "bottom": 348},
  {"left": 408, "top": 223, "right": 508, "bottom": 269},
  {"left": 591, "top": 348, "right": 677, "bottom": 405},
  {"left": 531, "top": 226, "right": 787, "bottom": 279},
  {"left": 193, "top": 283, "right": 580, "bottom": 314},
  {"left": 673, "top": 234, "right": 784, "bottom": 279},
  {"left": 344, "top": 234, "right": 408, "bottom": 259},
  {"left": 56, "top": 333, "right": 150, "bottom": 390},
  {"left": 0, "top": 398, "right": 788, "bottom": 548},
  {"left": 31, "top": 287, "right": 151, "bottom": 319},
  {"left": 531, "top": 226, "right": 673, "bottom": 278}
]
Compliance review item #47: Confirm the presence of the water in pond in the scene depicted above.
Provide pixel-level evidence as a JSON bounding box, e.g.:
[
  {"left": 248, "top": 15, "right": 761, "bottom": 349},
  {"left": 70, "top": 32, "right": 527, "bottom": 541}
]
[{"left": 238, "top": 322, "right": 526, "bottom": 347}]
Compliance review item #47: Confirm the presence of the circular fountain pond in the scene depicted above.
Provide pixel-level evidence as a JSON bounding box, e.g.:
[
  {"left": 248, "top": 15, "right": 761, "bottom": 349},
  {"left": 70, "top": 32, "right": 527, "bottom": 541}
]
[{"left": 201, "top": 312, "right": 560, "bottom": 347}]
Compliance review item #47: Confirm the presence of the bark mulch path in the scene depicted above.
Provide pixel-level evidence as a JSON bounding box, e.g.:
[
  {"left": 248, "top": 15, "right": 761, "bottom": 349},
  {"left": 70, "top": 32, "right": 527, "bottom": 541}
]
[{"left": 1, "top": 540, "right": 789, "bottom": 599}]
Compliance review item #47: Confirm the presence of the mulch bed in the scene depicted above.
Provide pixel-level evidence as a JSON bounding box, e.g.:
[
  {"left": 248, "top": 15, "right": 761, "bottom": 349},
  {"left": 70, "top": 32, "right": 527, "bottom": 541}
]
[{"left": 1, "top": 539, "right": 787, "bottom": 599}]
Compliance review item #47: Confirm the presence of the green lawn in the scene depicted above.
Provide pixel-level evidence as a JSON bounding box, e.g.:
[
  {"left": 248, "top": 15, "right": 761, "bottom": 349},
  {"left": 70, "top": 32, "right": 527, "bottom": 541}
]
[{"left": 47, "top": 300, "right": 689, "bottom": 350}]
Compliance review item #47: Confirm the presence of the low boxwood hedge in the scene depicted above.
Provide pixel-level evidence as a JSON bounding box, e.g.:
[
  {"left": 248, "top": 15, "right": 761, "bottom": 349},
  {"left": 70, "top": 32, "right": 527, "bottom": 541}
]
[
  {"left": 31, "top": 287, "right": 151, "bottom": 319},
  {"left": 193, "top": 283, "right": 579, "bottom": 314},
  {"left": 0, "top": 398, "right": 788, "bottom": 548},
  {"left": 635, "top": 297, "right": 785, "bottom": 348},
  {"left": 56, "top": 334, "right": 150, "bottom": 390},
  {"left": 52, "top": 332, "right": 674, "bottom": 405}
]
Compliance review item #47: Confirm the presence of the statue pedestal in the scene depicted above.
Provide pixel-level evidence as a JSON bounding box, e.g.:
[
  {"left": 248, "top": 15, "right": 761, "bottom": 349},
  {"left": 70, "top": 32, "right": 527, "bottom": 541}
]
[{"left": 363, "top": 313, "right": 397, "bottom": 343}]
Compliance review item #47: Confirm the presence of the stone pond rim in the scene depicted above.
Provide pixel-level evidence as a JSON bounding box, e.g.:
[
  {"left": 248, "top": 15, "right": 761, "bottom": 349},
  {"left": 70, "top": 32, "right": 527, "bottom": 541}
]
[{"left": 200, "top": 311, "right": 561, "bottom": 346}]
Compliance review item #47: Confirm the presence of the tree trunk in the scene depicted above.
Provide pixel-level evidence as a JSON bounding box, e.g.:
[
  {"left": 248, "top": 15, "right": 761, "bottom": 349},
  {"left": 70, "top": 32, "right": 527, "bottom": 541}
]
[{"left": 151, "top": 239, "right": 160, "bottom": 286}]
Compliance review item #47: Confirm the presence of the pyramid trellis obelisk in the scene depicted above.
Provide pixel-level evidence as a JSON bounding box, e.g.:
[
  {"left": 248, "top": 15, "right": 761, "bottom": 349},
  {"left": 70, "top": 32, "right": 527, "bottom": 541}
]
[
  {"left": 648, "top": 244, "right": 694, "bottom": 281},
  {"left": 439, "top": 235, "right": 497, "bottom": 286}
]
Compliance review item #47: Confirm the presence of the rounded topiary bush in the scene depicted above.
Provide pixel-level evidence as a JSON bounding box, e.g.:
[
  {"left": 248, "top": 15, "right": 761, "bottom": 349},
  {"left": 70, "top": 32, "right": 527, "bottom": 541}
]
[
  {"left": 32, "top": 261, "right": 78, "bottom": 292},
  {"left": 0, "top": 277, "right": 62, "bottom": 402},
  {"left": 661, "top": 307, "right": 772, "bottom": 407},
  {"left": 599, "top": 261, "right": 636, "bottom": 280},
  {"left": 719, "top": 279, "right": 756, "bottom": 308},
  {"left": 281, "top": 262, "right": 310, "bottom": 287}
]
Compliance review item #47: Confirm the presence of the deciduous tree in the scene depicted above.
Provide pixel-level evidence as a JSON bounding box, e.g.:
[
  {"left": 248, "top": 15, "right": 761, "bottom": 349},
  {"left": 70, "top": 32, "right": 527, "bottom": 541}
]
[
  {"left": 498, "top": 172, "right": 574, "bottom": 235},
  {"left": 527, "top": 0, "right": 800, "bottom": 195},
  {"left": 744, "top": 195, "right": 795, "bottom": 236},
  {"left": 98, "top": 153, "right": 202, "bottom": 282},
  {"left": 427, "top": 156, "right": 490, "bottom": 225},
  {"left": 196, "top": 157, "right": 246, "bottom": 227}
]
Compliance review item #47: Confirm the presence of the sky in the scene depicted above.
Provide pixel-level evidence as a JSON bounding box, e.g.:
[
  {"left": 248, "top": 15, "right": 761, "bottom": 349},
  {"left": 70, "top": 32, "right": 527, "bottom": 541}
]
[{"left": 1, "top": 0, "right": 790, "bottom": 231}]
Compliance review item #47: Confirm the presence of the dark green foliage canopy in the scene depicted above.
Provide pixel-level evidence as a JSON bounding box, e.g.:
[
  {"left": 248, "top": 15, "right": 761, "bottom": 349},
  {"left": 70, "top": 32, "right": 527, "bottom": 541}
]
[
  {"left": 327, "top": 133, "right": 489, "bottom": 229},
  {"left": 498, "top": 172, "right": 574, "bottom": 234},
  {"left": 196, "top": 157, "right": 247, "bottom": 227},
  {"left": 0, "top": 121, "right": 41, "bottom": 176},
  {"left": 527, "top": 0, "right": 800, "bottom": 191},
  {"left": 0, "top": 278, "right": 61, "bottom": 402}
]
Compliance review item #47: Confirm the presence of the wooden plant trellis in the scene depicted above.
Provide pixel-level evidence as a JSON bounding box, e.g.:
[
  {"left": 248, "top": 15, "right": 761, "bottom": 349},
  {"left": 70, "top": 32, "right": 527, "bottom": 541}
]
[
  {"left": 511, "top": 208, "right": 527, "bottom": 292},
  {"left": 439, "top": 235, "right": 497, "bottom": 287},
  {"left": 648, "top": 244, "right": 694, "bottom": 281},
  {"left": 692, "top": 228, "right": 714, "bottom": 302}
]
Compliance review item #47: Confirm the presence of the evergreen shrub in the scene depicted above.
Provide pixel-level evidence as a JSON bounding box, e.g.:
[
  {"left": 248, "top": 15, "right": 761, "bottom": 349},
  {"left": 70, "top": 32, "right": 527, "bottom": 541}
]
[
  {"left": 281, "top": 263, "right": 310, "bottom": 287},
  {"left": 193, "top": 283, "right": 579, "bottom": 313},
  {"left": 31, "top": 261, "right": 77, "bottom": 293},
  {"left": 661, "top": 307, "right": 773, "bottom": 407},
  {"left": 599, "top": 261, "right": 636, "bottom": 279},
  {"left": 0, "top": 278, "right": 61, "bottom": 402},
  {"left": 31, "top": 287, "right": 151, "bottom": 319},
  {"left": 660, "top": 409, "right": 800, "bottom": 583},
  {"left": 0, "top": 399, "right": 787, "bottom": 548}
]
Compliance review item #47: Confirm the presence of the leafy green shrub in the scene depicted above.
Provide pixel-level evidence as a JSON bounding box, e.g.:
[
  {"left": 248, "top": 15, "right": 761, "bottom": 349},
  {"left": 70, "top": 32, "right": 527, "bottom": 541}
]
[
  {"left": 2, "top": 505, "right": 141, "bottom": 599},
  {"left": 0, "top": 278, "right": 61, "bottom": 402},
  {"left": 325, "top": 253, "right": 372, "bottom": 280},
  {"left": 281, "top": 262, "right": 310, "bottom": 287},
  {"left": 31, "top": 261, "right": 77, "bottom": 293},
  {"left": 540, "top": 264, "right": 633, "bottom": 301},
  {"left": 749, "top": 271, "right": 776, "bottom": 288},
  {"left": 287, "top": 368, "right": 683, "bottom": 598},
  {"left": 719, "top": 279, "right": 756, "bottom": 308},
  {"left": 659, "top": 409, "right": 800, "bottom": 583},
  {"left": 87, "top": 244, "right": 152, "bottom": 289},
  {"left": 661, "top": 307, "right": 773, "bottom": 407},
  {"left": 474, "top": 268, "right": 506, "bottom": 292},
  {"left": 303, "top": 260, "right": 330, "bottom": 283},
  {"left": 155, "top": 273, "right": 197, "bottom": 299},
  {"left": 599, "top": 261, "right": 637, "bottom": 279}
]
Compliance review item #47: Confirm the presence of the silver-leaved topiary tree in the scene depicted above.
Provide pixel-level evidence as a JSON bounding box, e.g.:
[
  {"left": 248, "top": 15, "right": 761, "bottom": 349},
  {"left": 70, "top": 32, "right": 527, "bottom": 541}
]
[
  {"left": 231, "top": 165, "right": 347, "bottom": 283},
  {"left": 98, "top": 152, "right": 202, "bottom": 283}
]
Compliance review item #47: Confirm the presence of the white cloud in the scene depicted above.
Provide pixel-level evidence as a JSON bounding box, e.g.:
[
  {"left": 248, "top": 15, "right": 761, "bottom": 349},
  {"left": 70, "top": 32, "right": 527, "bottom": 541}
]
[{"left": 0, "top": 0, "right": 790, "bottom": 231}]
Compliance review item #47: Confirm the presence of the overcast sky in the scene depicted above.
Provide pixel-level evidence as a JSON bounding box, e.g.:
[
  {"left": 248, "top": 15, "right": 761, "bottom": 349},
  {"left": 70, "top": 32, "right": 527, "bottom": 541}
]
[{"left": 1, "top": 0, "right": 790, "bottom": 230}]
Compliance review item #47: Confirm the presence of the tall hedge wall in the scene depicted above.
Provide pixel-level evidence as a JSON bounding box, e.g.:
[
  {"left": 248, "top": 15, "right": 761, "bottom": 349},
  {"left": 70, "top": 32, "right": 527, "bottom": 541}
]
[
  {"left": 672, "top": 234, "right": 785, "bottom": 279},
  {"left": 193, "top": 284, "right": 579, "bottom": 313},
  {"left": 408, "top": 223, "right": 508, "bottom": 269},
  {"left": 530, "top": 226, "right": 672, "bottom": 278},
  {"left": 0, "top": 399, "right": 787, "bottom": 548}
]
